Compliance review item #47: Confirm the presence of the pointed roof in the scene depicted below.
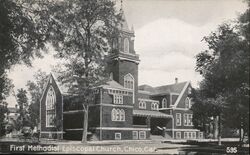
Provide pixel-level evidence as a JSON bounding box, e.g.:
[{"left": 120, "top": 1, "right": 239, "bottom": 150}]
[
  {"left": 138, "top": 81, "right": 189, "bottom": 95},
  {"left": 98, "top": 79, "right": 129, "bottom": 91},
  {"left": 119, "top": 10, "right": 132, "bottom": 33},
  {"left": 154, "top": 81, "right": 188, "bottom": 95}
]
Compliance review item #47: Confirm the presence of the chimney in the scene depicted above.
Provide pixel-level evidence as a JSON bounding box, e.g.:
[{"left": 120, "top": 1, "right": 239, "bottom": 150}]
[{"left": 175, "top": 77, "right": 178, "bottom": 84}]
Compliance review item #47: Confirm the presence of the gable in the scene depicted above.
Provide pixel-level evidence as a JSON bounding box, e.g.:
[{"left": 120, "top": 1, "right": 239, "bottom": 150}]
[{"left": 175, "top": 82, "right": 192, "bottom": 109}]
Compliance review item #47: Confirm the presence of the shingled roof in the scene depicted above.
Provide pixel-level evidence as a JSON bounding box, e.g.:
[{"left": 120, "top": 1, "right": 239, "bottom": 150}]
[
  {"left": 139, "top": 81, "right": 189, "bottom": 95},
  {"left": 98, "top": 80, "right": 129, "bottom": 90}
]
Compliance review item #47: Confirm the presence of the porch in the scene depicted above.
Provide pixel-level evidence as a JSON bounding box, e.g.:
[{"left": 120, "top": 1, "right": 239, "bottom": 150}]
[{"left": 133, "top": 110, "right": 173, "bottom": 138}]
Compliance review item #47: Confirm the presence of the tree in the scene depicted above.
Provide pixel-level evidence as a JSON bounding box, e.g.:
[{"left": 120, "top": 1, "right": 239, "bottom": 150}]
[
  {"left": 0, "top": 0, "right": 51, "bottom": 131},
  {"left": 26, "top": 70, "right": 49, "bottom": 128},
  {"left": 194, "top": 2, "right": 249, "bottom": 144},
  {"left": 16, "top": 88, "right": 30, "bottom": 131},
  {"left": 0, "top": 101, "right": 8, "bottom": 137},
  {"left": 47, "top": 0, "right": 122, "bottom": 143},
  {"left": 0, "top": 73, "right": 13, "bottom": 137}
]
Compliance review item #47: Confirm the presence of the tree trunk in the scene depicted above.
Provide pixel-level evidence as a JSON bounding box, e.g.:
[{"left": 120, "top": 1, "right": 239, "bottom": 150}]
[
  {"left": 213, "top": 116, "right": 219, "bottom": 139},
  {"left": 239, "top": 126, "right": 242, "bottom": 142},
  {"left": 218, "top": 114, "right": 222, "bottom": 146},
  {"left": 81, "top": 105, "right": 89, "bottom": 143}
]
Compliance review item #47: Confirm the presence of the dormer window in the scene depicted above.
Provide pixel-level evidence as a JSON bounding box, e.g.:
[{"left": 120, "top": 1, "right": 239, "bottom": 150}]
[{"left": 124, "top": 38, "right": 129, "bottom": 53}]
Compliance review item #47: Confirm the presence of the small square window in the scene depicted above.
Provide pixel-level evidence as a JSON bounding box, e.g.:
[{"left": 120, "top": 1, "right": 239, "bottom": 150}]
[
  {"left": 176, "top": 132, "right": 181, "bottom": 139},
  {"left": 176, "top": 113, "right": 181, "bottom": 126},
  {"left": 132, "top": 131, "right": 138, "bottom": 139},
  {"left": 48, "top": 133, "right": 52, "bottom": 139},
  {"left": 115, "top": 133, "right": 121, "bottom": 140},
  {"left": 189, "top": 132, "right": 192, "bottom": 139},
  {"left": 184, "top": 132, "right": 187, "bottom": 139},
  {"left": 192, "top": 132, "right": 196, "bottom": 139},
  {"left": 199, "top": 132, "right": 203, "bottom": 139},
  {"left": 139, "top": 131, "right": 146, "bottom": 139}
]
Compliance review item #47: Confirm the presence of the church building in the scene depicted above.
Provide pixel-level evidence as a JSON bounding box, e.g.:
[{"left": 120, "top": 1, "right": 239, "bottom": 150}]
[{"left": 39, "top": 11, "right": 204, "bottom": 141}]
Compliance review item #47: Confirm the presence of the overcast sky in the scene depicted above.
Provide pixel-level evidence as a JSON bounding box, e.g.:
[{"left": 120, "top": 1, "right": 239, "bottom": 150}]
[{"left": 6, "top": 0, "right": 247, "bottom": 107}]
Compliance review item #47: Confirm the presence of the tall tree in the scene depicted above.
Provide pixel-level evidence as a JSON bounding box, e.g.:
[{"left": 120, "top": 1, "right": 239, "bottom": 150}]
[
  {"left": 0, "top": 0, "right": 51, "bottom": 133},
  {"left": 0, "top": 101, "right": 8, "bottom": 137},
  {"left": 16, "top": 88, "right": 30, "bottom": 131},
  {"left": 0, "top": 0, "right": 51, "bottom": 101},
  {"left": 47, "top": 0, "right": 121, "bottom": 143},
  {"left": 26, "top": 70, "right": 49, "bottom": 128},
  {"left": 194, "top": 2, "right": 249, "bottom": 144}
]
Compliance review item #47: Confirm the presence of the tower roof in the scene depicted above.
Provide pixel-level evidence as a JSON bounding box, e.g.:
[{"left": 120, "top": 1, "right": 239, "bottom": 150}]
[{"left": 119, "top": 10, "right": 132, "bottom": 33}]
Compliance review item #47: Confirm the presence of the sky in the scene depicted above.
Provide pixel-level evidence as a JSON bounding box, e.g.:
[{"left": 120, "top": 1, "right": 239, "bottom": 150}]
[{"left": 6, "top": 0, "right": 247, "bottom": 107}]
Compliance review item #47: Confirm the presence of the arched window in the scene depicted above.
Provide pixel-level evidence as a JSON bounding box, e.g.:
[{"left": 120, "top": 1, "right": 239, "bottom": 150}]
[
  {"left": 124, "top": 73, "right": 135, "bottom": 104},
  {"left": 116, "top": 109, "right": 121, "bottom": 121},
  {"left": 111, "top": 108, "right": 125, "bottom": 121},
  {"left": 162, "top": 98, "right": 167, "bottom": 108},
  {"left": 151, "top": 102, "right": 158, "bottom": 110},
  {"left": 185, "top": 97, "right": 190, "bottom": 109},
  {"left": 124, "top": 38, "right": 129, "bottom": 53},
  {"left": 120, "top": 109, "right": 125, "bottom": 121},
  {"left": 46, "top": 86, "right": 56, "bottom": 127},
  {"left": 111, "top": 109, "right": 117, "bottom": 121},
  {"left": 139, "top": 100, "right": 146, "bottom": 109}
]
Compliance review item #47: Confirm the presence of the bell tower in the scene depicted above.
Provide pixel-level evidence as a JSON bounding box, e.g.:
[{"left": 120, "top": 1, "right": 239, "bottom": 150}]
[{"left": 107, "top": 10, "right": 140, "bottom": 104}]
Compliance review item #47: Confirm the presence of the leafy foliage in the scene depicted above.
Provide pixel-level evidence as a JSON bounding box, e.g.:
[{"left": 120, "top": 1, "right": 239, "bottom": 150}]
[
  {"left": 0, "top": 101, "right": 8, "bottom": 137},
  {"left": 193, "top": 2, "right": 249, "bottom": 141},
  {"left": 0, "top": 0, "right": 50, "bottom": 100},
  {"left": 45, "top": 0, "right": 122, "bottom": 142},
  {"left": 16, "top": 88, "right": 31, "bottom": 130}
]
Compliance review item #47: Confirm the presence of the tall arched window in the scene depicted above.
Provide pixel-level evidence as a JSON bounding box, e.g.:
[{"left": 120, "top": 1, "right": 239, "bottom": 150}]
[
  {"left": 124, "top": 73, "right": 134, "bottom": 104},
  {"left": 116, "top": 109, "right": 121, "bottom": 121},
  {"left": 111, "top": 109, "right": 117, "bottom": 121},
  {"left": 124, "top": 38, "right": 129, "bottom": 53},
  {"left": 120, "top": 109, "right": 125, "bottom": 121},
  {"left": 185, "top": 97, "right": 191, "bottom": 109},
  {"left": 46, "top": 86, "right": 56, "bottom": 127},
  {"left": 162, "top": 98, "right": 167, "bottom": 108},
  {"left": 111, "top": 108, "right": 125, "bottom": 121}
]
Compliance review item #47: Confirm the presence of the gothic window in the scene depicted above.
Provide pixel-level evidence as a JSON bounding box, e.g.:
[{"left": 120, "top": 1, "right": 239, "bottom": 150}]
[
  {"left": 111, "top": 108, "right": 125, "bottom": 121},
  {"left": 46, "top": 86, "right": 56, "bottom": 127},
  {"left": 120, "top": 109, "right": 125, "bottom": 121},
  {"left": 162, "top": 98, "right": 167, "bottom": 108},
  {"left": 185, "top": 97, "right": 191, "bottom": 109},
  {"left": 124, "top": 73, "right": 134, "bottom": 104},
  {"left": 151, "top": 102, "right": 158, "bottom": 110},
  {"left": 124, "top": 38, "right": 129, "bottom": 53},
  {"left": 116, "top": 109, "right": 121, "bottom": 121},
  {"left": 139, "top": 100, "right": 146, "bottom": 109},
  {"left": 111, "top": 109, "right": 117, "bottom": 121}
]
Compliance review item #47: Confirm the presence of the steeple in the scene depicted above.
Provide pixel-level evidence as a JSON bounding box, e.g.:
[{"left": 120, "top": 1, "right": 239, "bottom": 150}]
[
  {"left": 120, "top": 11, "right": 130, "bottom": 32},
  {"left": 119, "top": 1, "right": 132, "bottom": 33}
]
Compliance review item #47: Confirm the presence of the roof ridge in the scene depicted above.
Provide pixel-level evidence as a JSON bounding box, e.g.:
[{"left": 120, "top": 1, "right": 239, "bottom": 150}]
[{"left": 154, "top": 81, "right": 188, "bottom": 89}]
